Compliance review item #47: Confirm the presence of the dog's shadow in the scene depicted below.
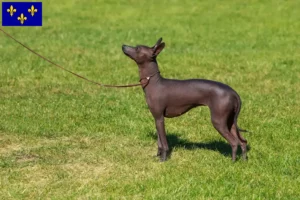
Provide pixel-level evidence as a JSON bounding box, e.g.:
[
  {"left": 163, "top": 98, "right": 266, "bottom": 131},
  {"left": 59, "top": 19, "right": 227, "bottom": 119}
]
[{"left": 147, "top": 132, "right": 251, "bottom": 158}]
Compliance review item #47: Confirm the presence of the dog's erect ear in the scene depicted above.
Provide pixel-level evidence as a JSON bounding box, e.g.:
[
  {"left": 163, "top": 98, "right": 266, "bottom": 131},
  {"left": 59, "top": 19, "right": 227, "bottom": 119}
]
[
  {"left": 153, "top": 37, "right": 163, "bottom": 49},
  {"left": 153, "top": 42, "right": 165, "bottom": 57}
]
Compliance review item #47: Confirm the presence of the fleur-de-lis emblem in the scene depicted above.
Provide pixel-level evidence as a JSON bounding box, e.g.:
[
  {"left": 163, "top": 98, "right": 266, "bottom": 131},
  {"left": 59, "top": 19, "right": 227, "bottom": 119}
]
[
  {"left": 17, "top": 13, "right": 27, "bottom": 24},
  {"left": 7, "top": 5, "right": 17, "bottom": 16},
  {"left": 28, "top": 5, "right": 38, "bottom": 16}
]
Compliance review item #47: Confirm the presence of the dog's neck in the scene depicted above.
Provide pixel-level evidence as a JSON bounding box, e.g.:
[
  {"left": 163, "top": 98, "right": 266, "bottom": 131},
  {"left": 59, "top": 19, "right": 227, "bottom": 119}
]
[{"left": 138, "top": 60, "right": 162, "bottom": 81}]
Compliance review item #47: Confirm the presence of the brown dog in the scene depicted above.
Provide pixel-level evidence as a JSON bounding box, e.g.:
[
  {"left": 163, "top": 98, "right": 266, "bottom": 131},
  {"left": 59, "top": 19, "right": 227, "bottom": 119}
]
[{"left": 122, "top": 38, "right": 247, "bottom": 162}]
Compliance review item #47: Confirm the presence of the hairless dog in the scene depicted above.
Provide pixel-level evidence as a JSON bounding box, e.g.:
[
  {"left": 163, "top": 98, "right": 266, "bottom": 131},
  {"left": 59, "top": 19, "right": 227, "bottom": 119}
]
[{"left": 122, "top": 38, "right": 247, "bottom": 162}]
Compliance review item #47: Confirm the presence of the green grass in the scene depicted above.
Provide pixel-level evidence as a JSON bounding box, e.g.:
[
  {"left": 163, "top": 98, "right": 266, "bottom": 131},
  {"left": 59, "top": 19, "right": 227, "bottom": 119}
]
[{"left": 1, "top": 0, "right": 300, "bottom": 199}]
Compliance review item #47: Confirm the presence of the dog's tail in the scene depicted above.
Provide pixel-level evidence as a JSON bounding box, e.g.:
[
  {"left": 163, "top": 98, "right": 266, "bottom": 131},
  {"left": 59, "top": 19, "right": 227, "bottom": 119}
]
[{"left": 234, "top": 94, "right": 248, "bottom": 143}]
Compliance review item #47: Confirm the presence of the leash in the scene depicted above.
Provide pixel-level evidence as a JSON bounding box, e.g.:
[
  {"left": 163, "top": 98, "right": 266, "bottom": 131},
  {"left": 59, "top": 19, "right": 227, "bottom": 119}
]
[{"left": 0, "top": 28, "right": 158, "bottom": 88}]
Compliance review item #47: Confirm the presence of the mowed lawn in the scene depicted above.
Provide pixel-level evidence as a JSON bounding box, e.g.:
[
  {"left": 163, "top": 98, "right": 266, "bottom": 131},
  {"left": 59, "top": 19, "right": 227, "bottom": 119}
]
[{"left": 1, "top": 0, "right": 300, "bottom": 199}]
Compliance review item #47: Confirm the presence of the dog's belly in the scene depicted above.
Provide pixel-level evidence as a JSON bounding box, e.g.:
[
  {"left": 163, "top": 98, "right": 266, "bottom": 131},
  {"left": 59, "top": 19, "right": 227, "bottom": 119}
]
[{"left": 164, "top": 104, "right": 201, "bottom": 118}]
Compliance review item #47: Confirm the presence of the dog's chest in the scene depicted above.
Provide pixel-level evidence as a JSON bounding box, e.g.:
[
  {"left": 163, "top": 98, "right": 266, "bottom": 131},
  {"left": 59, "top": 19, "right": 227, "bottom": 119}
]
[
  {"left": 144, "top": 89, "right": 163, "bottom": 111},
  {"left": 144, "top": 92, "right": 157, "bottom": 108}
]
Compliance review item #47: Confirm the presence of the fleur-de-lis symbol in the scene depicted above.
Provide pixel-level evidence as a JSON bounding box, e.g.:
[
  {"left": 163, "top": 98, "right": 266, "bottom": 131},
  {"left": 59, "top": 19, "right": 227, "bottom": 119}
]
[
  {"left": 18, "top": 13, "right": 27, "bottom": 24},
  {"left": 7, "top": 5, "right": 17, "bottom": 16},
  {"left": 28, "top": 5, "right": 38, "bottom": 16}
]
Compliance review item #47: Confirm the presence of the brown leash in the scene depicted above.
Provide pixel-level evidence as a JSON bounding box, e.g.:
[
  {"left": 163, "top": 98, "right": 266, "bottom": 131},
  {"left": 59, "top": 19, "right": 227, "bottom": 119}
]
[{"left": 0, "top": 28, "right": 158, "bottom": 88}]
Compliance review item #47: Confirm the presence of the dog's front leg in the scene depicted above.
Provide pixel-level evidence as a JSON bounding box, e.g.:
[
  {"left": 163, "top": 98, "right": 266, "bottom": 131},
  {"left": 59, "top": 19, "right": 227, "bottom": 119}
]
[
  {"left": 156, "top": 133, "right": 162, "bottom": 157},
  {"left": 155, "top": 116, "right": 169, "bottom": 162}
]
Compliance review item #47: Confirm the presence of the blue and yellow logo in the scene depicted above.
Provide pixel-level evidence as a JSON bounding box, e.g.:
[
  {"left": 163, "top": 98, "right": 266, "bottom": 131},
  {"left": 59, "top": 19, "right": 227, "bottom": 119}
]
[{"left": 2, "top": 2, "right": 42, "bottom": 26}]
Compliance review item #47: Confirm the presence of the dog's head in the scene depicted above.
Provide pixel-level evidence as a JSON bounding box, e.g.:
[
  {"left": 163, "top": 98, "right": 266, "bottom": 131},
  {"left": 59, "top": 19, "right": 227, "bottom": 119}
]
[{"left": 122, "top": 38, "right": 165, "bottom": 64}]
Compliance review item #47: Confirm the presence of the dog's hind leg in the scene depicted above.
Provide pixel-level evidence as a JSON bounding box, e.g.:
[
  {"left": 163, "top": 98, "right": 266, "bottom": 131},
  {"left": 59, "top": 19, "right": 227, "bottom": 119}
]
[
  {"left": 227, "top": 110, "right": 247, "bottom": 160},
  {"left": 211, "top": 113, "right": 239, "bottom": 161},
  {"left": 230, "top": 94, "right": 248, "bottom": 160},
  {"left": 231, "top": 123, "right": 247, "bottom": 160}
]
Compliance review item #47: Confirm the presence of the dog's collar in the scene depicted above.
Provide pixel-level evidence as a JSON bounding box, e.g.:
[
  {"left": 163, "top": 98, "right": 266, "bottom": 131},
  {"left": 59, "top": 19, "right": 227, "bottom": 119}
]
[{"left": 139, "top": 71, "right": 160, "bottom": 88}]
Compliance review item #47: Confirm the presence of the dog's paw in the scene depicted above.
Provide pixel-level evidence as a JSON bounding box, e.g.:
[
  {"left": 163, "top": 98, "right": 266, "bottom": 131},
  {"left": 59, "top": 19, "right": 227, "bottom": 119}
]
[
  {"left": 156, "top": 148, "right": 162, "bottom": 157},
  {"left": 159, "top": 151, "right": 169, "bottom": 162}
]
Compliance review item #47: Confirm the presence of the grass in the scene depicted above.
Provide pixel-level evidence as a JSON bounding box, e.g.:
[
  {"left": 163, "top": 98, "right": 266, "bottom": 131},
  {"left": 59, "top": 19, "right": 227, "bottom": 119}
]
[{"left": 1, "top": 0, "right": 300, "bottom": 199}]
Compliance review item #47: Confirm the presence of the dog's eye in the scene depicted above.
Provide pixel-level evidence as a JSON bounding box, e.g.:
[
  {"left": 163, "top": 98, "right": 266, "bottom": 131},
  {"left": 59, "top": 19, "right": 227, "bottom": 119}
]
[{"left": 136, "top": 47, "right": 140, "bottom": 52}]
